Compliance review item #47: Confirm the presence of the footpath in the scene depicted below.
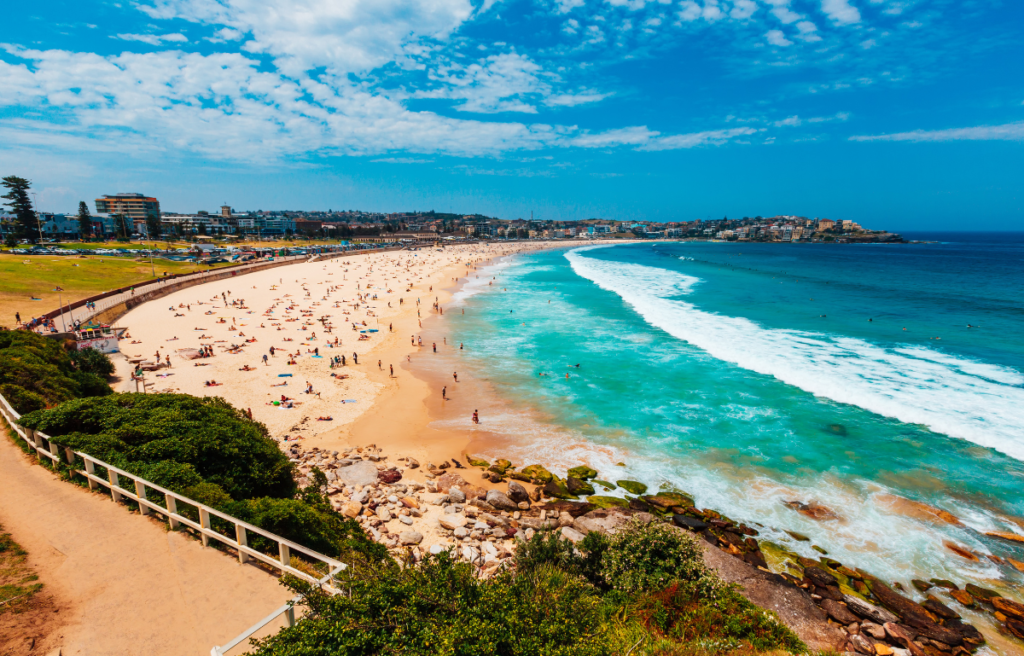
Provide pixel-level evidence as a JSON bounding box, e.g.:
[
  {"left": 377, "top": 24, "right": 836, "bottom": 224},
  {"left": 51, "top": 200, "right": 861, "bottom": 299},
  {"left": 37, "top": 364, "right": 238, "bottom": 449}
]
[{"left": 0, "top": 435, "right": 289, "bottom": 655}]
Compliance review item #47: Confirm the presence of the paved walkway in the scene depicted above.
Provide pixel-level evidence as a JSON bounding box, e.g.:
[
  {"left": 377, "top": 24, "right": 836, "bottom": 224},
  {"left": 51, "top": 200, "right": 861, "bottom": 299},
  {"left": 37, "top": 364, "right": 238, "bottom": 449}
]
[{"left": 0, "top": 435, "right": 290, "bottom": 656}]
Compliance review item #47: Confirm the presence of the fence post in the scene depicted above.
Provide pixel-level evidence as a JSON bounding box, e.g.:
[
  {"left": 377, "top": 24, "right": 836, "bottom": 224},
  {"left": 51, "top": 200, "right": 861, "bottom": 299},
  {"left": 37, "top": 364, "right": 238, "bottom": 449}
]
[
  {"left": 166, "top": 494, "right": 180, "bottom": 529},
  {"left": 84, "top": 459, "right": 99, "bottom": 490},
  {"left": 279, "top": 543, "right": 291, "bottom": 570},
  {"left": 49, "top": 439, "right": 62, "bottom": 463},
  {"left": 200, "top": 508, "right": 211, "bottom": 547},
  {"left": 27, "top": 429, "right": 43, "bottom": 461},
  {"left": 285, "top": 605, "right": 296, "bottom": 627},
  {"left": 236, "top": 525, "right": 249, "bottom": 564},
  {"left": 109, "top": 470, "right": 122, "bottom": 503},
  {"left": 135, "top": 479, "right": 150, "bottom": 515}
]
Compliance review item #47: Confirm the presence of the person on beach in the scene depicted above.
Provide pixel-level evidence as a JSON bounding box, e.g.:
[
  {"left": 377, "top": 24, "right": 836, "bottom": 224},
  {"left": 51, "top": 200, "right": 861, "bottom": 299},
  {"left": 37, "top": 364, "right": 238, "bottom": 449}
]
[
  {"left": 442, "top": 386, "right": 447, "bottom": 400},
  {"left": 433, "top": 342, "right": 437, "bottom": 353},
  {"left": 453, "top": 372, "right": 458, "bottom": 382},
  {"left": 472, "top": 409, "right": 479, "bottom": 424}
]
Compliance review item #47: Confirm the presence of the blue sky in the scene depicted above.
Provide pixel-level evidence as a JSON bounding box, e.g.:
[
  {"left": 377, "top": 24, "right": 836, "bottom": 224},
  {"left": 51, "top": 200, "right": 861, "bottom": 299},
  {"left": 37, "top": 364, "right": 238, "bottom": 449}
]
[{"left": 1, "top": 0, "right": 1021, "bottom": 229}]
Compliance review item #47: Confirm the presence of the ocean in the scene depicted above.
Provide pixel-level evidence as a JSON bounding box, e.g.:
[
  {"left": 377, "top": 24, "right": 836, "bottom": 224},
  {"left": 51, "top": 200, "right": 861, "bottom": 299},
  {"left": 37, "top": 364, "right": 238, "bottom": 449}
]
[{"left": 428, "top": 234, "right": 1024, "bottom": 611}]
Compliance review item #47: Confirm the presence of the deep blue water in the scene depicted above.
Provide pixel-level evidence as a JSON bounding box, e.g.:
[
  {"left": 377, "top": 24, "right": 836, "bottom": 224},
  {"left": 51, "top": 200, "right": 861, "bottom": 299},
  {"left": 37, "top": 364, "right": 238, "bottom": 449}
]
[{"left": 440, "top": 235, "right": 1024, "bottom": 595}]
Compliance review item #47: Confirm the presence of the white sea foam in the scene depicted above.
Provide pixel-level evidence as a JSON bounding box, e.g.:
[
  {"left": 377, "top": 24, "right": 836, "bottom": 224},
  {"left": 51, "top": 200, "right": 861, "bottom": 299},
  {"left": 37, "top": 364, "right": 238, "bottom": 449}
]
[{"left": 566, "top": 248, "right": 1024, "bottom": 461}]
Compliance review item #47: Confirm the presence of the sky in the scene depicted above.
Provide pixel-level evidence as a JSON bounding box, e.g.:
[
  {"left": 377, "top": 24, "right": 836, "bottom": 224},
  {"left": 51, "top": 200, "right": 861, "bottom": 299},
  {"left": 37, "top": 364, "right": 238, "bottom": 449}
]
[{"left": 0, "top": 0, "right": 1022, "bottom": 230}]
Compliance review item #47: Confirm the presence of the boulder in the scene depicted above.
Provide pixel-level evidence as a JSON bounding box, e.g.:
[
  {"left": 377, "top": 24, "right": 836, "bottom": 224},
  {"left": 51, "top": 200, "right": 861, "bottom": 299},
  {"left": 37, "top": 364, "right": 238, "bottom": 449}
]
[
  {"left": 400, "top": 497, "right": 419, "bottom": 509},
  {"left": 565, "top": 476, "right": 595, "bottom": 496},
  {"left": 485, "top": 489, "right": 519, "bottom": 511},
  {"left": 949, "top": 590, "right": 974, "bottom": 607},
  {"left": 616, "top": 480, "right": 648, "bottom": 495},
  {"left": 587, "top": 495, "right": 629, "bottom": 509},
  {"left": 572, "top": 508, "right": 653, "bottom": 536},
  {"left": 335, "top": 461, "right": 379, "bottom": 487},
  {"left": 542, "top": 478, "right": 576, "bottom": 500},
  {"left": 883, "top": 623, "right": 926, "bottom": 656},
  {"left": 820, "top": 599, "right": 859, "bottom": 625},
  {"left": 376, "top": 507, "right": 392, "bottom": 522},
  {"left": 921, "top": 598, "right": 958, "bottom": 620},
  {"left": 489, "top": 458, "right": 512, "bottom": 474},
  {"left": 341, "top": 501, "right": 362, "bottom": 518},
  {"left": 378, "top": 469, "right": 402, "bottom": 484},
  {"left": 399, "top": 531, "right": 423, "bottom": 545},
  {"left": 567, "top": 465, "right": 598, "bottom": 480},
  {"left": 643, "top": 493, "right": 694, "bottom": 510},
  {"left": 848, "top": 633, "right": 875, "bottom": 655},
  {"left": 672, "top": 514, "right": 708, "bottom": 531},
  {"left": 435, "top": 473, "right": 468, "bottom": 493},
  {"left": 439, "top": 515, "right": 468, "bottom": 530},
  {"left": 592, "top": 480, "right": 616, "bottom": 491},
  {"left": 1008, "top": 619, "right": 1024, "bottom": 640},
  {"left": 506, "top": 480, "right": 530, "bottom": 504},
  {"left": 964, "top": 583, "right": 1000, "bottom": 603},
  {"left": 517, "top": 516, "right": 559, "bottom": 531},
  {"left": 467, "top": 455, "right": 490, "bottom": 468},
  {"left": 805, "top": 566, "right": 839, "bottom": 588},
  {"left": 520, "top": 464, "right": 553, "bottom": 483},
  {"left": 843, "top": 595, "right": 898, "bottom": 624},
  {"left": 992, "top": 596, "right": 1024, "bottom": 620},
  {"left": 865, "top": 576, "right": 930, "bottom": 618},
  {"left": 560, "top": 526, "right": 586, "bottom": 543},
  {"left": 542, "top": 500, "right": 595, "bottom": 517},
  {"left": 448, "top": 487, "right": 467, "bottom": 503}
]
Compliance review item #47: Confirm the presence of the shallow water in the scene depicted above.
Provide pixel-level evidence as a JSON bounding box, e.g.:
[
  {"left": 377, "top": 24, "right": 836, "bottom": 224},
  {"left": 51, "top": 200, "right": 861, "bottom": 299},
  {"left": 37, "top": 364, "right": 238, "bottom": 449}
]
[{"left": 435, "top": 237, "right": 1024, "bottom": 608}]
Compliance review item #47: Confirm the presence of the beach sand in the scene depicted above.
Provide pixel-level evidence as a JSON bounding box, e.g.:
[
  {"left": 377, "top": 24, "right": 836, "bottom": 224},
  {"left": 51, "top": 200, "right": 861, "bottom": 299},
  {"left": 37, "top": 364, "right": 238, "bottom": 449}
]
[{"left": 115, "top": 242, "right": 592, "bottom": 464}]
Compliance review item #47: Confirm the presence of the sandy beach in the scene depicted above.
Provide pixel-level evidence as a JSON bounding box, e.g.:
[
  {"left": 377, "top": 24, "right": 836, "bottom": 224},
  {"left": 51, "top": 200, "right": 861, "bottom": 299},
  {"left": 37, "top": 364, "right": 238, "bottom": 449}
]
[{"left": 115, "top": 241, "right": 596, "bottom": 464}]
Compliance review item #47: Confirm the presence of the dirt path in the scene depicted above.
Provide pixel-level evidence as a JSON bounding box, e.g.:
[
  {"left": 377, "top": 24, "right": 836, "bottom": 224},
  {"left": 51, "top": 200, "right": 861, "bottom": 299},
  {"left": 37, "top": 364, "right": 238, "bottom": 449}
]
[{"left": 0, "top": 435, "right": 291, "bottom": 656}]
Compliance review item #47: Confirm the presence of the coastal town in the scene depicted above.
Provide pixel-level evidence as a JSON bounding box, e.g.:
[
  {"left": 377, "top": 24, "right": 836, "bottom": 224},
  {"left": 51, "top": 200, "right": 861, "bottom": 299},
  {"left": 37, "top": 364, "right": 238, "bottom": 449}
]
[{"left": 1, "top": 189, "right": 903, "bottom": 247}]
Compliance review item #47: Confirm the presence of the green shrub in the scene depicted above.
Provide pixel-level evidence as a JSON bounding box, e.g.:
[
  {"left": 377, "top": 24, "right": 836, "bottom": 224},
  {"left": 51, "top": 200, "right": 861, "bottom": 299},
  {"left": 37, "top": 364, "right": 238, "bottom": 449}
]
[
  {"left": 69, "top": 347, "right": 115, "bottom": 376},
  {"left": 514, "top": 528, "right": 608, "bottom": 588},
  {"left": 599, "top": 518, "right": 721, "bottom": 597},
  {"left": 18, "top": 393, "right": 295, "bottom": 501},
  {"left": 0, "top": 330, "right": 112, "bottom": 413}
]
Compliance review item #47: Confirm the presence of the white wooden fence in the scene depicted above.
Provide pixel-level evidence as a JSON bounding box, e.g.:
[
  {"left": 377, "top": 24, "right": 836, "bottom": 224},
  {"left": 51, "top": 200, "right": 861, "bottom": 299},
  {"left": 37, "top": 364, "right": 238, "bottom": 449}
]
[{"left": 0, "top": 391, "right": 345, "bottom": 654}]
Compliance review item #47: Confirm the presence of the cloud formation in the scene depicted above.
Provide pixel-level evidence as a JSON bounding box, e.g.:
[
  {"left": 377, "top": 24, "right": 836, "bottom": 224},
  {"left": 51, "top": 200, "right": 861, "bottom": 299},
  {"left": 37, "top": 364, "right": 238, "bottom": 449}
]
[{"left": 850, "top": 122, "right": 1024, "bottom": 143}]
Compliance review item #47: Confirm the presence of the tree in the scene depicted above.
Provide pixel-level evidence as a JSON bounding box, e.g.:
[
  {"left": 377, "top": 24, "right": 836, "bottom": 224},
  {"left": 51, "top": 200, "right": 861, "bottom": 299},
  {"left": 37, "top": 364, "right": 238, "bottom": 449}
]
[
  {"left": 115, "top": 214, "right": 131, "bottom": 241},
  {"left": 77, "top": 201, "right": 92, "bottom": 239},
  {"left": 2, "top": 176, "right": 38, "bottom": 243},
  {"left": 146, "top": 213, "right": 161, "bottom": 239}
]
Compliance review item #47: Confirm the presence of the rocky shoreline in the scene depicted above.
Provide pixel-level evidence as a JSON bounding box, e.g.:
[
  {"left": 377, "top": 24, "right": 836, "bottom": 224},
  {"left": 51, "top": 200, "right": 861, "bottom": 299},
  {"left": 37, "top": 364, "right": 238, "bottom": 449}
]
[{"left": 283, "top": 441, "right": 1024, "bottom": 655}]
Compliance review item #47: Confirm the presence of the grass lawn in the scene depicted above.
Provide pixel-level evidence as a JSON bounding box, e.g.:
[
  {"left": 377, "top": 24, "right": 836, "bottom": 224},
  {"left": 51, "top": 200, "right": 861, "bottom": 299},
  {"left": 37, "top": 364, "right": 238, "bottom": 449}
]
[{"left": 0, "top": 254, "right": 233, "bottom": 328}]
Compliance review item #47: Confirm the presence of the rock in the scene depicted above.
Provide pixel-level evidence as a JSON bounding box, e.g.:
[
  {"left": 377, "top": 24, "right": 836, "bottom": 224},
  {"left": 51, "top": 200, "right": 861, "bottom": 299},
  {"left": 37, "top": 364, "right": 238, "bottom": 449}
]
[
  {"left": 453, "top": 527, "right": 468, "bottom": 539},
  {"left": 469, "top": 498, "right": 496, "bottom": 512},
  {"left": 921, "top": 598, "right": 958, "bottom": 620},
  {"left": 843, "top": 596, "right": 899, "bottom": 625},
  {"left": 341, "top": 501, "right": 362, "bottom": 518},
  {"left": 572, "top": 508, "right": 653, "bottom": 536},
  {"left": 928, "top": 579, "right": 958, "bottom": 591},
  {"left": 378, "top": 469, "right": 402, "bottom": 484},
  {"left": 560, "top": 526, "right": 586, "bottom": 543},
  {"left": 862, "top": 622, "right": 886, "bottom": 640},
  {"left": 911, "top": 579, "right": 932, "bottom": 592},
  {"left": 948, "top": 590, "right": 974, "bottom": 608},
  {"left": 900, "top": 612, "right": 964, "bottom": 647},
  {"left": 672, "top": 514, "right": 708, "bottom": 531},
  {"left": 848, "top": 633, "right": 875, "bottom": 655},
  {"left": 520, "top": 464, "right": 553, "bottom": 483},
  {"left": 507, "top": 480, "right": 530, "bottom": 503},
  {"left": 439, "top": 515, "right": 468, "bottom": 530},
  {"left": 542, "top": 500, "right": 595, "bottom": 517},
  {"left": 992, "top": 597, "right": 1024, "bottom": 620},
  {"left": 490, "top": 458, "right": 512, "bottom": 474},
  {"left": 406, "top": 458, "right": 419, "bottom": 469},
  {"left": 943, "top": 540, "right": 979, "bottom": 561},
  {"left": 485, "top": 489, "right": 519, "bottom": 511},
  {"left": 335, "top": 461, "right": 379, "bottom": 487},
  {"left": 643, "top": 492, "right": 694, "bottom": 509},
  {"left": 466, "top": 454, "right": 490, "bottom": 468},
  {"left": 399, "top": 531, "right": 423, "bottom": 545},
  {"left": 400, "top": 497, "right": 419, "bottom": 509},
  {"left": 1007, "top": 558, "right": 1024, "bottom": 573},
  {"left": 593, "top": 480, "right": 616, "bottom": 491},
  {"left": 874, "top": 643, "right": 894, "bottom": 656},
  {"left": 376, "top": 507, "right": 392, "bottom": 522},
  {"left": 865, "top": 576, "right": 932, "bottom": 619},
  {"left": 883, "top": 623, "right": 926, "bottom": 656},
  {"left": 820, "top": 599, "right": 859, "bottom": 625},
  {"left": 429, "top": 544, "right": 446, "bottom": 555},
  {"left": 542, "top": 478, "right": 576, "bottom": 499},
  {"left": 481, "top": 541, "right": 498, "bottom": 556},
  {"left": 399, "top": 515, "right": 414, "bottom": 525},
  {"left": 587, "top": 495, "right": 629, "bottom": 509},
  {"left": 567, "top": 465, "right": 598, "bottom": 480},
  {"left": 616, "top": 480, "right": 647, "bottom": 495},
  {"left": 1007, "top": 619, "right": 1024, "bottom": 640},
  {"left": 448, "top": 487, "right": 467, "bottom": 504},
  {"left": 436, "top": 473, "right": 468, "bottom": 493},
  {"left": 784, "top": 500, "right": 841, "bottom": 521},
  {"left": 805, "top": 567, "right": 839, "bottom": 588},
  {"left": 786, "top": 530, "right": 811, "bottom": 541},
  {"left": 565, "top": 476, "right": 595, "bottom": 496},
  {"left": 875, "top": 494, "right": 963, "bottom": 527},
  {"left": 964, "top": 583, "right": 999, "bottom": 602},
  {"left": 517, "top": 517, "right": 559, "bottom": 531}
]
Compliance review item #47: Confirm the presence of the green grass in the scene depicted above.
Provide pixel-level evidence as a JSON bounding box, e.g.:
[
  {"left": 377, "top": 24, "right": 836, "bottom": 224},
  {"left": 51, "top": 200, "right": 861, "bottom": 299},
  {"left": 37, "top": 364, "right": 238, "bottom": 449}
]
[
  {"left": 0, "top": 525, "right": 43, "bottom": 615},
  {"left": 0, "top": 253, "right": 233, "bottom": 328}
]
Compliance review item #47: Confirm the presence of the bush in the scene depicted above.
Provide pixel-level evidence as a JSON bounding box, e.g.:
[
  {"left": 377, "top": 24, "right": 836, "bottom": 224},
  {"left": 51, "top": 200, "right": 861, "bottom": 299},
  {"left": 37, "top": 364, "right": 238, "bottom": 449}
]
[
  {"left": 599, "top": 518, "right": 722, "bottom": 598},
  {"left": 18, "top": 393, "right": 295, "bottom": 501},
  {"left": 513, "top": 528, "right": 608, "bottom": 588},
  {"left": 0, "top": 330, "right": 112, "bottom": 413},
  {"left": 69, "top": 347, "right": 115, "bottom": 376}
]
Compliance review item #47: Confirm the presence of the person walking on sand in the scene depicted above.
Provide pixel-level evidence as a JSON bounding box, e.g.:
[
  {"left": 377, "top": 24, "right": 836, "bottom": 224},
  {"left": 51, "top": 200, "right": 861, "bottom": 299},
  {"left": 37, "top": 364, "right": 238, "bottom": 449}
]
[
  {"left": 433, "top": 342, "right": 437, "bottom": 353},
  {"left": 390, "top": 364, "right": 394, "bottom": 377},
  {"left": 442, "top": 386, "right": 447, "bottom": 400},
  {"left": 263, "top": 354, "right": 269, "bottom": 366},
  {"left": 472, "top": 409, "right": 479, "bottom": 424},
  {"left": 453, "top": 372, "right": 458, "bottom": 383}
]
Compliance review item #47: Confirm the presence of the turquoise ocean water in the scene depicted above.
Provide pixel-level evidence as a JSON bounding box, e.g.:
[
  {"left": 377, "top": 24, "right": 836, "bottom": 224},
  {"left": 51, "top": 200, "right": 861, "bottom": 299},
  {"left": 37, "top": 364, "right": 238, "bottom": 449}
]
[{"left": 436, "top": 235, "right": 1024, "bottom": 601}]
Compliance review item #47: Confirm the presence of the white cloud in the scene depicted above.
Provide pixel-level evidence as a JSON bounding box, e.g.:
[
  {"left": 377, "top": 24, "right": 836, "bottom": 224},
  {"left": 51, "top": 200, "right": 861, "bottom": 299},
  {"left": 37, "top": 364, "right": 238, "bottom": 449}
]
[
  {"left": 114, "top": 32, "right": 188, "bottom": 45},
  {"left": 414, "top": 52, "right": 548, "bottom": 114},
  {"left": 821, "top": 0, "right": 861, "bottom": 25},
  {"left": 795, "top": 20, "right": 821, "bottom": 41},
  {"left": 556, "top": 0, "right": 585, "bottom": 12},
  {"left": 572, "top": 126, "right": 657, "bottom": 148},
  {"left": 138, "top": 0, "right": 474, "bottom": 75},
  {"left": 678, "top": 0, "right": 726, "bottom": 22},
  {"left": 639, "top": 127, "right": 758, "bottom": 150},
  {"left": 774, "top": 115, "right": 801, "bottom": 127},
  {"left": 764, "top": 0, "right": 803, "bottom": 25},
  {"left": 207, "top": 27, "right": 244, "bottom": 43},
  {"left": 545, "top": 90, "right": 611, "bottom": 106},
  {"left": 730, "top": 0, "right": 758, "bottom": 20},
  {"left": 766, "top": 29, "right": 792, "bottom": 46},
  {"left": 850, "top": 122, "right": 1024, "bottom": 143}
]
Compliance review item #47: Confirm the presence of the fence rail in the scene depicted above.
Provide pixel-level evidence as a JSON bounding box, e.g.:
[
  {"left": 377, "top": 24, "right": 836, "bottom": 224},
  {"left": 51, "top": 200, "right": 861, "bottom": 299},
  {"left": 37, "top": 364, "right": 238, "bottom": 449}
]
[{"left": 0, "top": 391, "right": 347, "bottom": 653}]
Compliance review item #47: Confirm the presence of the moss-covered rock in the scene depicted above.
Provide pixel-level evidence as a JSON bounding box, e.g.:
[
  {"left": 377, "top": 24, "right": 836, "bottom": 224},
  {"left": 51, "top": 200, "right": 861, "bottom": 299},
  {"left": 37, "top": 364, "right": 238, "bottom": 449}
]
[
  {"left": 521, "top": 464, "right": 553, "bottom": 483},
  {"left": 542, "top": 477, "right": 576, "bottom": 500},
  {"left": 586, "top": 495, "right": 629, "bottom": 509},
  {"left": 509, "top": 471, "right": 532, "bottom": 482},
  {"left": 617, "top": 480, "right": 648, "bottom": 495},
  {"left": 489, "top": 458, "right": 512, "bottom": 474},
  {"left": 467, "top": 455, "right": 490, "bottom": 468},
  {"left": 592, "top": 480, "right": 616, "bottom": 491},
  {"left": 642, "top": 492, "right": 694, "bottom": 510},
  {"left": 567, "top": 465, "right": 598, "bottom": 480},
  {"left": 760, "top": 541, "right": 805, "bottom": 579},
  {"left": 566, "top": 476, "right": 595, "bottom": 496}
]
